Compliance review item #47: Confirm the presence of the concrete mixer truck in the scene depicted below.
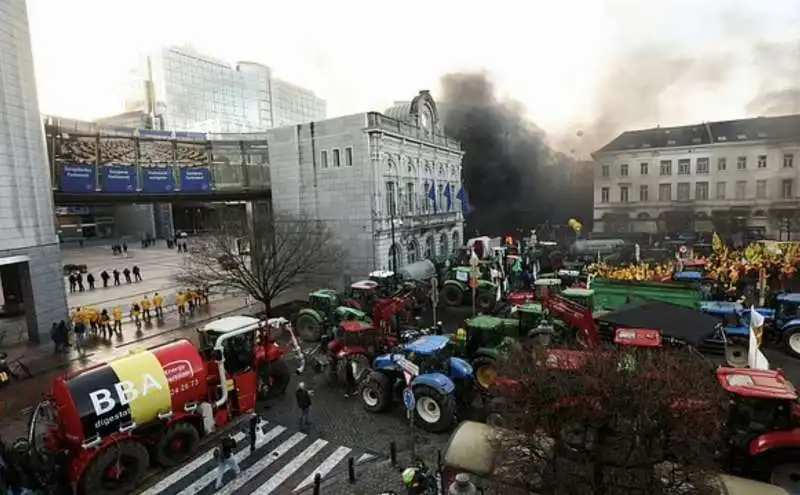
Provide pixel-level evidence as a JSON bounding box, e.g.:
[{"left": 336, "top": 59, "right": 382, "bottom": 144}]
[{"left": 15, "top": 315, "right": 300, "bottom": 495}]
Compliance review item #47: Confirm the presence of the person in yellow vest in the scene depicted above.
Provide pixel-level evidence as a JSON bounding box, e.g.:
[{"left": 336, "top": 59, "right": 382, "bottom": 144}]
[
  {"left": 130, "top": 301, "right": 142, "bottom": 329},
  {"left": 141, "top": 296, "right": 152, "bottom": 321},
  {"left": 153, "top": 292, "right": 164, "bottom": 318},
  {"left": 71, "top": 307, "right": 82, "bottom": 327},
  {"left": 177, "top": 291, "right": 187, "bottom": 316},
  {"left": 88, "top": 307, "right": 100, "bottom": 335},
  {"left": 112, "top": 306, "right": 123, "bottom": 334}
]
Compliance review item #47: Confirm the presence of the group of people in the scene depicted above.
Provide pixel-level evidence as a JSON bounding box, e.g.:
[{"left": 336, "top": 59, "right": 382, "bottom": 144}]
[{"left": 66, "top": 265, "right": 142, "bottom": 293}]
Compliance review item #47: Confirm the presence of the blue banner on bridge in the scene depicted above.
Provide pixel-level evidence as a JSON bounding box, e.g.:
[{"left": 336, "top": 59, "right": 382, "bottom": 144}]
[
  {"left": 179, "top": 167, "right": 211, "bottom": 192},
  {"left": 142, "top": 167, "right": 175, "bottom": 193},
  {"left": 60, "top": 164, "right": 96, "bottom": 193},
  {"left": 102, "top": 165, "right": 136, "bottom": 193}
]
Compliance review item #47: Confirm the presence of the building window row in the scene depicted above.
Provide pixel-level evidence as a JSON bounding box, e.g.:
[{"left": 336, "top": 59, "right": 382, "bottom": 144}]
[
  {"left": 601, "top": 153, "right": 796, "bottom": 178},
  {"left": 320, "top": 147, "right": 354, "bottom": 169},
  {"left": 385, "top": 180, "right": 460, "bottom": 216},
  {"left": 599, "top": 179, "right": 795, "bottom": 203}
]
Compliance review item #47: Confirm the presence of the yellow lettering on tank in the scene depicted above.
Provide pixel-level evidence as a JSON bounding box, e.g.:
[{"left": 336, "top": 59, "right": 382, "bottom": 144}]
[{"left": 108, "top": 350, "right": 170, "bottom": 424}]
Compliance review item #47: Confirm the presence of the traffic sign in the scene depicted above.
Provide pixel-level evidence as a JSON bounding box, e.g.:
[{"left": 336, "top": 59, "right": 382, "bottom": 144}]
[{"left": 403, "top": 388, "right": 416, "bottom": 410}]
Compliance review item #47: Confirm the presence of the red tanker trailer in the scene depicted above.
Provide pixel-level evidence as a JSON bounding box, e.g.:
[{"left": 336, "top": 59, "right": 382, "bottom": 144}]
[{"left": 20, "top": 315, "right": 299, "bottom": 495}]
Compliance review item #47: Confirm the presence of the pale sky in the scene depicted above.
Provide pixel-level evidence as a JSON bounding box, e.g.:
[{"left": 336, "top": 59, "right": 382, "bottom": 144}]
[{"left": 27, "top": 0, "right": 800, "bottom": 143}]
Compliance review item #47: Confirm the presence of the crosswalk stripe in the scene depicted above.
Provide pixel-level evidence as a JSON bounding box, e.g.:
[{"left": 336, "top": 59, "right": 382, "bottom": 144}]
[
  {"left": 182, "top": 425, "right": 288, "bottom": 494},
  {"left": 253, "top": 439, "right": 329, "bottom": 494},
  {"left": 139, "top": 431, "right": 248, "bottom": 495},
  {"left": 215, "top": 432, "right": 307, "bottom": 495},
  {"left": 292, "top": 446, "right": 351, "bottom": 493}
]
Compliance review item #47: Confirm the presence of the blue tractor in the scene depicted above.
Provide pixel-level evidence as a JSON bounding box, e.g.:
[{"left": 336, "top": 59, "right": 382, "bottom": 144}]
[
  {"left": 358, "top": 335, "right": 474, "bottom": 433},
  {"left": 699, "top": 294, "right": 800, "bottom": 363}
]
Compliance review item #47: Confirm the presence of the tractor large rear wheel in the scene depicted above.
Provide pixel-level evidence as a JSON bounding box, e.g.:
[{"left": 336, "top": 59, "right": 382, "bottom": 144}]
[
  {"left": 473, "top": 357, "right": 498, "bottom": 391},
  {"left": 359, "top": 371, "right": 392, "bottom": 413},
  {"left": 475, "top": 291, "right": 495, "bottom": 313},
  {"left": 80, "top": 440, "right": 149, "bottom": 495},
  {"left": 440, "top": 285, "right": 463, "bottom": 307},
  {"left": 258, "top": 360, "right": 291, "bottom": 400},
  {"left": 297, "top": 314, "right": 322, "bottom": 342}
]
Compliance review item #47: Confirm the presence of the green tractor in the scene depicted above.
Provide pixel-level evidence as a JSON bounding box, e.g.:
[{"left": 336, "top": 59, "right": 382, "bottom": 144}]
[
  {"left": 296, "top": 289, "right": 369, "bottom": 342},
  {"left": 462, "top": 303, "right": 554, "bottom": 390},
  {"left": 439, "top": 266, "right": 498, "bottom": 312}
]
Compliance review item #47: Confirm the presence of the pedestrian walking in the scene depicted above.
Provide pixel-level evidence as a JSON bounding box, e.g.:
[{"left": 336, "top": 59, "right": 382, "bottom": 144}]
[
  {"left": 141, "top": 296, "right": 152, "bottom": 321},
  {"left": 344, "top": 358, "right": 356, "bottom": 398},
  {"left": 87, "top": 273, "right": 95, "bottom": 290},
  {"left": 296, "top": 382, "right": 313, "bottom": 430},
  {"left": 76, "top": 273, "right": 84, "bottom": 292},
  {"left": 100, "top": 309, "right": 111, "bottom": 339},
  {"left": 68, "top": 274, "right": 76, "bottom": 293},
  {"left": 213, "top": 435, "right": 240, "bottom": 489},
  {"left": 100, "top": 270, "right": 110, "bottom": 288},
  {"left": 132, "top": 265, "right": 142, "bottom": 282},
  {"left": 123, "top": 267, "right": 132, "bottom": 284},
  {"left": 122, "top": 241, "right": 128, "bottom": 255},
  {"left": 113, "top": 269, "right": 121, "bottom": 286},
  {"left": 153, "top": 293, "right": 164, "bottom": 318},
  {"left": 74, "top": 320, "right": 86, "bottom": 354}
]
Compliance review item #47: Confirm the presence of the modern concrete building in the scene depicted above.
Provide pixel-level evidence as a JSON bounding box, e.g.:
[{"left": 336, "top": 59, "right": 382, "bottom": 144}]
[
  {"left": 268, "top": 90, "right": 465, "bottom": 279},
  {"left": 592, "top": 115, "right": 800, "bottom": 239},
  {"left": 107, "top": 46, "right": 326, "bottom": 133},
  {"left": 0, "top": 0, "right": 69, "bottom": 341}
]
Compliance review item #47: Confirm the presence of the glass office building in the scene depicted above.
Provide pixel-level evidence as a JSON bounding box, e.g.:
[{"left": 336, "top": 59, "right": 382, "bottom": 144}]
[
  {"left": 121, "top": 46, "right": 325, "bottom": 133},
  {"left": 0, "top": 0, "right": 69, "bottom": 342}
]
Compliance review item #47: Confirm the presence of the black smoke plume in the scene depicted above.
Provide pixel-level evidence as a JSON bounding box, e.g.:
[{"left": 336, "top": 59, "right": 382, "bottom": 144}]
[{"left": 439, "top": 72, "right": 565, "bottom": 236}]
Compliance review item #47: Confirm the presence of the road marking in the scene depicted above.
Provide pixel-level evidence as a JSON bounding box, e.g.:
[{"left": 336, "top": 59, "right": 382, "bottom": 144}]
[
  {"left": 215, "top": 432, "right": 307, "bottom": 495},
  {"left": 293, "top": 445, "right": 351, "bottom": 492},
  {"left": 139, "top": 430, "right": 247, "bottom": 495},
  {"left": 182, "top": 425, "right": 288, "bottom": 495},
  {"left": 357, "top": 453, "right": 375, "bottom": 464},
  {"left": 254, "top": 439, "right": 329, "bottom": 494}
]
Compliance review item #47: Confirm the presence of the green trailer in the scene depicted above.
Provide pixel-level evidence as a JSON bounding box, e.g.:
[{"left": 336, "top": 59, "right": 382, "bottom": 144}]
[{"left": 590, "top": 278, "right": 704, "bottom": 311}]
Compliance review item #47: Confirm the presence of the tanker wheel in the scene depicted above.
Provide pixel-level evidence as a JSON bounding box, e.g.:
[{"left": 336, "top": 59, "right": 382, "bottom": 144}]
[
  {"left": 258, "top": 360, "right": 291, "bottom": 400},
  {"left": 80, "top": 440, "right": 149, "bottom": 495},
  {"left": 153, "top": 422, "right": 200, "bottom": 467}
]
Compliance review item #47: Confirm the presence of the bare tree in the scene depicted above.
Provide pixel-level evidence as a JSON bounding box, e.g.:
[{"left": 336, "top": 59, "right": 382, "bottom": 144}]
[
  {"left": 178, "top": 210, "right": 345, "bottom": 313},
  {"left": 489, "top": 345, "right": 728, "bottom": 495}
]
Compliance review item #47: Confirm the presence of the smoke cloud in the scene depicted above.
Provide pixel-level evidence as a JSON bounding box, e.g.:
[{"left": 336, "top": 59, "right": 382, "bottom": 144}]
[{"left": 439, "top": 72, "right": 556, "bottom": 236}]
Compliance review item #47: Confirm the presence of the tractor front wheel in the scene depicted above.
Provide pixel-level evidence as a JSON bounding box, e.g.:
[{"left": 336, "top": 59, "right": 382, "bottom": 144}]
[
  {"left": 762, "top": 449, "right": 800, "bottom": 492},
  {"left": 440, "top": 285, "right": 463, "bottom": 307},
  {"left": 297, "top": 314, "right": 322, "bottom": 342},
  {"left": 475, "top": 291, "right": 495, "bottom": 313},
  {"left": 413, "top": 385, "right": 457, "bottom": 433},
  {"left": 782, "top": 328, "right": 800, "bottom": 359},
  {"left": 473, "top": 357, "right": 498, "bottom": 391},
  {"left": 359, "top": 371, "right": 392, "bottom": 413},
  {"left": 725, "top": 340, "right": 749, "bottom": 368}
]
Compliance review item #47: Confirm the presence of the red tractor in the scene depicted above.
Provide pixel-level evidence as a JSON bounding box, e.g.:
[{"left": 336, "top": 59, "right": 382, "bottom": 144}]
[
  {"left": 12, "top": 315, "right": 297, "bottom": 494},
  {"left": 325, "top": 297, "right": 413, "bottom": 383}
]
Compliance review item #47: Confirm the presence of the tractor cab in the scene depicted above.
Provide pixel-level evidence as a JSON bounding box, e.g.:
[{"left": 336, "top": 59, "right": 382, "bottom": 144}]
[
  {"left": 561, "top": 287, "right": 595, "bottom": 310},
  {"left": 309, "top": 289, "right": 343, "bottom": 317},
  {"left": 534, "top": 278, "right": 562, "bottom": 299},
  {"left": 332, "top": 320, "right": 378, "bottom": 349},
  {"left": 369, "top": 270, "right": 397, "bottom": 297},
  {"left": 404, "top": 334, "right": 452, "bottom": 374},
  {"left": 514, "top": 303, "right": 549, "bottom": 334},
  {"left": 198, "top": 316, "right": 259, "bottom": 375},
  {"left": 347, "top": 280, "right": 380, "bottom": 312},
  {"left": 775, "top": 293, "right": 800, "bottom": 327}
]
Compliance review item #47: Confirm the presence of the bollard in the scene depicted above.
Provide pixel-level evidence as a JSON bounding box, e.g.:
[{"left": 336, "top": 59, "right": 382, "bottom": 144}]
[
  {"left": 313, "top": 473, "right": 321, "bottom": 495},
  {"left": 390, "top": 441, "right": 397, "bottom": 466},
  {"left": 437, "top": 450, "right": 442, "bottom": 472},
  {"left": 348, "top": 457, "right": 355, "bottom": 483}
]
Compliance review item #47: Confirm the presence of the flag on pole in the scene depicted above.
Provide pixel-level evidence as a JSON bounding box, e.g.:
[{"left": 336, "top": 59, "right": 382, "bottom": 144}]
[
  {"left": 748, "top": 306, "right": 770, "bottom": 370},
  {"left": 427, "top": 182, "right": 437, "bottom": 213},
  {"left": 456, "top": 185, "right": 470, "bottom": 214},
  {"left": 444, "top": 183, "right": 453, "bottom": 211}
]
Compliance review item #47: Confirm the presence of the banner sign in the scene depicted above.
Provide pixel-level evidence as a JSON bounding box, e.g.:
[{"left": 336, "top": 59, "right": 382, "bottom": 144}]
[
  {"left": 60, "top": 164, "right": 96, "bottom": 193},
  {"left": 142, "top": 167, "right": 175, "bottom": 193},
  {"left": 179, "top": 167, "right": 211, "bottom": 192},
  {"left": 102, "top": 165, "right": 136, "bottom": 193}
]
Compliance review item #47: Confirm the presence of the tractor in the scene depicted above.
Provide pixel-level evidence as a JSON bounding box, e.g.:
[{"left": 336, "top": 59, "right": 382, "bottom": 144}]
[
  {"left": 295, "top": 289, "right": 369, "bottom": 342},
  {"left": 463, "top": 303, "right": 556, "bottom": 390},
  {"left": 358, "top": 335, "right": 474, "bottom": 433},
  {"left": 439, "top": 266, "right": 498, "bottom": 312},
  {"left": 343, "top": 280, "right": 381, "bottom": 313}
]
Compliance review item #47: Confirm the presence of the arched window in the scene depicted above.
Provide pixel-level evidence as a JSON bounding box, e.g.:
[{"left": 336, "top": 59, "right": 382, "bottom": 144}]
[
  {"left": 424, "top": 236, "right": 434, "bottom": 259},
  {"left": 439, "top": 233, "right": 450, "bottom": 257},
  {"left": 452, "top": 231, "right": 461, "bottom": 250},
  {"left": 406, "top": 239, "right": 419, "bottom": 264}
]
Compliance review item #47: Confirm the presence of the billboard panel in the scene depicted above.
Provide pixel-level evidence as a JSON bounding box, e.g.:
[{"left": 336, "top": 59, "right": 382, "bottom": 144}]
[
  {"left": 139, "top": 131, "right": 176, "bottom": 193},
  {"left": 177, "top": 140, "right": 210, "bottom": 192},
  {"left": 99, "top": 136, "right": 136, "bottom": 192},
  {"left": 53, "top": 134, "right": 97, "bottom": 192}
]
